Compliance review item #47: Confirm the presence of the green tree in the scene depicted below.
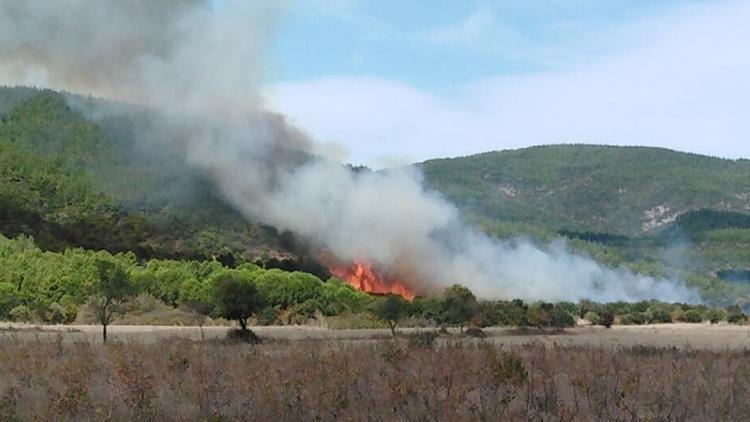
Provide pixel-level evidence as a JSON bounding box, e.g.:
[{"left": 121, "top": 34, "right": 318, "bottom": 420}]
[
  {"left": 646, "top": 304, "right": 673, "bottom": 324},
  {"left": 370, "top": 295, "right": 411, "bottom": 336},
  {"left": 704, "top": 308, "right": 726, "bottom": 324},
  {"left": 549, "top": 305, "right": 576, "bottom": 329},
  {"left": 180, "top": 279, "right": 214, "bottom": 340},
  {"left": 255, "top": 269, "right": 323, "bottom": 309},
  {"left": 598, "top": 309, "right": 614, "bottom": 328},
  {"left": 527, "top": 303, "right": 553, "bottom": 328},
  {"left": 726, "top": 305, "right": 747, "bottom": 324},
  {"left": 439, "top": 285, "right": 478, "bottom": 332},
  {"left": 89, "top": 259, "right": 135, "bottom": 343},
  {"left": 320, "top": 279, "right": 373, "bottom": 315},
  {"left": 0, "top": 282, "right": 19, "bottom": 319},
  {"left": 211, "top": 270, "right": 264, "bottom": 332}
]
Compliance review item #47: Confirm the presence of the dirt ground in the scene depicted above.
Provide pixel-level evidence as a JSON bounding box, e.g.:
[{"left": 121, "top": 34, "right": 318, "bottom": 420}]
[{"left": 2, "top": 322, "right": 750, "bottom": 349}]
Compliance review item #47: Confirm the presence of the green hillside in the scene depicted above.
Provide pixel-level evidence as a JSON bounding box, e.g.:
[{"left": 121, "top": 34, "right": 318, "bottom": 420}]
[
  {"left": 0, "top": 87, "right": 293, "bottom": 265},
  {"left": 2, "top": 86, "right": 750, "bottom": 306},
  {"left": 420, "top": 146, "right": 750, "bottom": 235},
  {"left": 420, "top": 146, "right": 750, "bottom": 303}
]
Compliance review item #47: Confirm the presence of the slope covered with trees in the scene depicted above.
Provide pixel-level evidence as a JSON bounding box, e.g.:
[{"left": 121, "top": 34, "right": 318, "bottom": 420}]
[
  {"left": 0, "top": 87, "right": 295, "bottom": 265},
  {"left": 420, "top": 145, "right": 750, "bottom": 235},
  {"left": 2, "top": 86, "right": 750, "bottom": 313}
]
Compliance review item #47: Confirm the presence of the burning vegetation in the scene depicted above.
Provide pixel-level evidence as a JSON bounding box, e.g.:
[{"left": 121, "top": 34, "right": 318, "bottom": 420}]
[{"left": 330, "top": 262, "right": 416, "bottom": 300}]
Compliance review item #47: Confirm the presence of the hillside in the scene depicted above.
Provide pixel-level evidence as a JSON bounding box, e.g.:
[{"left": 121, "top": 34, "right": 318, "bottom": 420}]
[
  {"left": 0, "top": 87, "right": 298, "bottom": 266},
  {"left": 420, "top": 146, "right": 750, "bottom": 236},
  {"left": 2, "top": 86, "right": 750, "bottom": 305}
]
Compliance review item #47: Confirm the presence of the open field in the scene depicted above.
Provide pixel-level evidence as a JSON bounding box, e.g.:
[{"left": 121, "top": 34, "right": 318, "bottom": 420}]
[
  {"left": 2, "top": 322, "right": 750, "bottom": 350},
  {"left": 2, "top": 326, "right": 750, "bottom": 420}
]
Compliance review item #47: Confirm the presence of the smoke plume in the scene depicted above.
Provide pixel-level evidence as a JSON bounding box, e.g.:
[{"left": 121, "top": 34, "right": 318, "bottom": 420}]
[{"left": 0, "top": 0, "right": 699, "bottom": 302}]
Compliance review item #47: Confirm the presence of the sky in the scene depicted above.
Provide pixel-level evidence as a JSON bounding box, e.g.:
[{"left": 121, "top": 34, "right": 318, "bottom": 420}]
[{"left": 259, "top": 0, "right": 750, "bottom": 167}]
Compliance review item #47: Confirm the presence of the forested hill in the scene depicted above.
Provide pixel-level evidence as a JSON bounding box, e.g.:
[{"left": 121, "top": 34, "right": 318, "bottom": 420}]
[
  {"left": 420, "top": 146, "right": 750, "bottom": 236},
  {"left": 2, "top": 86, "right": 750, "bottom": 294},
  {"left": 0, "top": 86, "right": 302, "bottom": 268}
]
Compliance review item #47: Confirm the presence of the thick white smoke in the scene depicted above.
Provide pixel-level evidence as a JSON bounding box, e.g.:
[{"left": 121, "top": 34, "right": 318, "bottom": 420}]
[{"left": 0, "top": 0, "right": 700, "bottom": 302}]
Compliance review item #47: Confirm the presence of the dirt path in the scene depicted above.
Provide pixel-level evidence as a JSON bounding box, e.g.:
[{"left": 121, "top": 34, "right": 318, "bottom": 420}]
[{"left": 2, "top": 322, "right": 750, "bottom": 349}]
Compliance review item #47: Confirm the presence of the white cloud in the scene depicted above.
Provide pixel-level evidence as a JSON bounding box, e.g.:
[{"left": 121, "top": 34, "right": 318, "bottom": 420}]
[{"left": 266, "top": 0, "right": 750, "bottom": 166}]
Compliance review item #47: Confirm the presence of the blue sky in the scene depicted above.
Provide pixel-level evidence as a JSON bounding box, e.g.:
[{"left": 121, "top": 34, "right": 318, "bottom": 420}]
[{"left": 263, "top": 0, "right": 750, "bottom": 166}]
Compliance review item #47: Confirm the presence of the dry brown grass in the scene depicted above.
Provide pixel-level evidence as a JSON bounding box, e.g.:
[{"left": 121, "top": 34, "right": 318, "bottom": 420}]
[{"left": 1, "top": 333, "right": 749, "bottom": 421}]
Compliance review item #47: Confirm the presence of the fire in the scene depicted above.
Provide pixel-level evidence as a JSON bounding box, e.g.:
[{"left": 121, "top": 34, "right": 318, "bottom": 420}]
[{"left": 330, "top": 262, "right": 415, "bottom": 300}]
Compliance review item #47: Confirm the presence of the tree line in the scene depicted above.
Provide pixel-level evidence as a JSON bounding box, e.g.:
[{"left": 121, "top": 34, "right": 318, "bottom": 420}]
[{"left": 1, "top": 233, "right": 747, "bottom": 342}]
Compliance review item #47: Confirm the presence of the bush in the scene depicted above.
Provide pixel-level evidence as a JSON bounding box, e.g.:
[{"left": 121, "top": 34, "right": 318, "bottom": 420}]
[
  {"left": 578, "top": 300, "right": 602, "bottom": 318},
  {"left": 369, "top": 294, "right": 411, "bottom": 336},
  {"left": 47, "top": 302, "right": 77, "bottom": 324},
  {"left": 679, "top": 309, "right": 703, "bottom": 323},
  {"left": 584, "top": 311, "right": 600, "bottom": 325},
  {"left": 527, "top": 304, "right": 552, "bottom": 328},
  {"left": 704, "top": 308, "right": 726, "bottom": 324},
  {"left": 646, "top": 306, "right": 673, "bottom": 323},
  {"left": 726, "top": 306, "right": 747, "bottom": 324},
  {"left": 485, "top": 349, "right": 528, "bottom": 387},
  {"left": 439, "top": 285, "right": 479, "bottom": 331},
  {"left": 226, "top": 328, "right": 261, "bottom": 344},
  {"left": 619, "top": 312, "right": 647, "bottom": 325},
  {"left": 465, "top": 327, "right": 486, "bottom": 338},
  {"left": 599, "top": 310, "right": 614, "bottom": 328},
  {"left": 129, "top": 293, "right": 162, "bottom": 314},
  {"left": 408, "top": 331, "right": 439, "bottom": 348},
  {"left": 256, "top": 306, "right": 280, "bottom": 325},
  {"left": 549, "top": 306, "right": 576, "bottom": 328},
  {"left": 0, "top": 282, "right": 20, "bottom": 319},
  {"left": 9, "top": 305, "right": 34, "bottom": 323}
]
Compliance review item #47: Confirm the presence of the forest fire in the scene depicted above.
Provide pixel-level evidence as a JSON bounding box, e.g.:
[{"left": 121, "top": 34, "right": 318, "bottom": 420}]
[{"left": 330, "top": 262, "right": 416, "bottom": 300}]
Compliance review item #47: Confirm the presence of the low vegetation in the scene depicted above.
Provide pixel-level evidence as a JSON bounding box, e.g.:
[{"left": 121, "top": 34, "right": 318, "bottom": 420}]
[
  {"left": 2, "top": 337, "right": 749, "bottom": 420},
  {"left": 1, "top": 232, "right": 747, "bottom": 336}
]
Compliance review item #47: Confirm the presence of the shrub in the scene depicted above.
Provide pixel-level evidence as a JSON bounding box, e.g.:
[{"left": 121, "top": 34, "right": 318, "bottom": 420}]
[
  {"left": 549, "top": 306, "right": 576, "bottom": 328},
  {"left": 726, "top": 305, "right": 747, "bottom": 324},
  {"left": 226, "top": 328, "right": 261, "bottom": 344},
  {"left": 527, "top": 304, "right": 552, "bottom": 328},
  {"left": 486, "top": 349, "right": 528, "bottom": 387},
  {"left": 369, "top": 295, "right": 411, "bottom": 337},
  {"left": 646, "top": 306, "right": 673, "bottom": 323},
  {"left": 704, "top": 308, "right": 726, "bottom": 324},
  {"left": 0, "top": 282, "right": 19, "bottom": 319},
  {"left": 598, "top": 310, "right": 614, "bottom": 328},
  {"left": 578, "top": 300, "right": 602, "bottom": 318},
  {"left": 439, "top": 285, "right": 479, "bottom": 332},
  {"left": 465, "top": 327, "right": 486, "bottom": 338},
  {"left": 584, "top": 311, "right": 600, "bottom": 325},
  {"left": 131, "top": 293, "right": 165, "bottom": 314},
  {"left": 619, "top": 312, "right": 647, "bottom": 325},
  {"left": 256, "top": 306, "right": 280, "bottom": 325},
  {"left": 408, "top": 331, "right": 439, "bottom": 348},
  {"left": 680, "top": 309, "right": 703, "bottom": 323},
  {"left": 47, "top": 302, "right": 76, "bottom": 324},
  {"left": 9, "top": 305, "right": 34, "bottom": 323}
]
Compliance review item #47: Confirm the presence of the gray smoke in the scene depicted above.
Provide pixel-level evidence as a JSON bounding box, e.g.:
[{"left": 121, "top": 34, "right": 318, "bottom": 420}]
[{"left": 0, "top": 0, "right": 700, "bottom": 302}]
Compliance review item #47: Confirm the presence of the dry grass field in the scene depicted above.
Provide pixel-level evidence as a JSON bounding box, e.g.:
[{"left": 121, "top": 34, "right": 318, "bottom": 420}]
[
  {"left": 2, "top": 322, "right": 750, "bottom": 349},
  {"left": 1, "top": 323, "right": 750, "bottom": 420}
]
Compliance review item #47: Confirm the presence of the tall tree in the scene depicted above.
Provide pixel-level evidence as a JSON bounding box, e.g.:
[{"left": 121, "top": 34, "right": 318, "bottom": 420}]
[
  {"left": 211, "top": 270, "right": 264, "bottom": 332},
  {"left": 440, "top": 285, "right": 479, "bottom": 332},
  {"left": 370, "top": 294, "right": 411, "bottom": 337},
  {"left": 89, "top": 259, "right": 134, "bottom": 343},
  {"left": 180, "top": 278, "right": 214, "bottom": 341}
]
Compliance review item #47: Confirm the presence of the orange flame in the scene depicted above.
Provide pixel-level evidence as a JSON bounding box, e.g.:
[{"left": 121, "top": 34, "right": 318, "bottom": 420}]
[{"left": 330, "top": 262, "right": 415, "bottom": 301}]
